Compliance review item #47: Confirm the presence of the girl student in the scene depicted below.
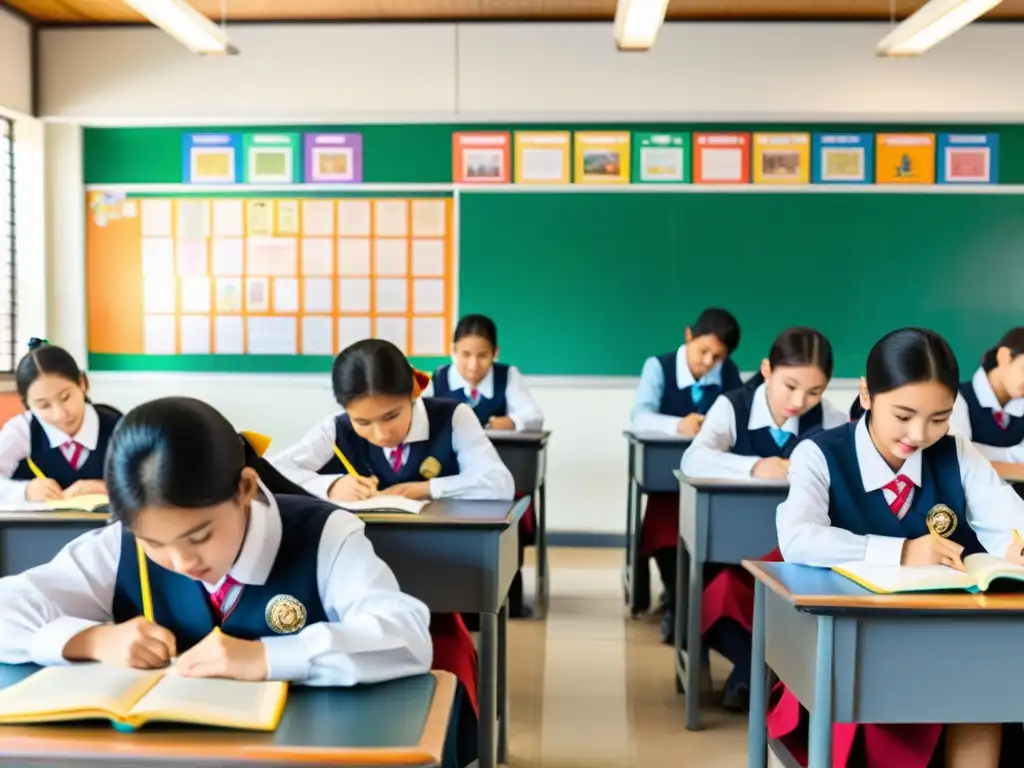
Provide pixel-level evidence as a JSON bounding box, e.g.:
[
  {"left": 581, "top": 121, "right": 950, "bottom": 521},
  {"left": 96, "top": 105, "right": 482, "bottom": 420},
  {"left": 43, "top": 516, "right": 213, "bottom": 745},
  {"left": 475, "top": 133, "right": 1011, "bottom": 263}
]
[
  {"left": 772, "top": 328, "right": 1024, "bottom": 768},
  {"left": 0, "top": 338, "right": 122, "bottom": 503},
  {"left": 422, "top": 313, "right": 543, "bottom": 618},
  {"left": 629, "top": 307, "right": 743, "bottom": 634},
  {"left": 679, "top": 327, "right": 846, "bottom": 710}
]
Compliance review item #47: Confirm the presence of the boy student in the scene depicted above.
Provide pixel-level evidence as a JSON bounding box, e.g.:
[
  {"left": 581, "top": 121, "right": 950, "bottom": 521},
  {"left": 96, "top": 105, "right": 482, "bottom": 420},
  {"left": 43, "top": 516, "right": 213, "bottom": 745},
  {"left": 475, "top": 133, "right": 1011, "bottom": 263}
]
[{"left": 628, "top": 308, "right": 742, "bottom": 638}]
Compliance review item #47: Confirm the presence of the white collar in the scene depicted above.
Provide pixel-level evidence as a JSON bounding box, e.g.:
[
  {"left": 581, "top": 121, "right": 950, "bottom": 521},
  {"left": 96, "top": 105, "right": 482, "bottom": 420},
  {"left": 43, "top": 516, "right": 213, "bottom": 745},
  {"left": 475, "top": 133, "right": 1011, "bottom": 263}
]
[
  {"left": 36, "top": 402, "right": 99, "bottom": 450},
  {"left": 971, "top": 367, "right": 1024, "bottom": 418},
  {"left": 673, "top": 346, "right": 723, "bottom": 390},
  {"left": 205, "top": 479, "right": 281, "bottom": 590},
  {"left": 446, "top": 363, "right": 494, "bottom": 399},
  {"left": 402, "top": 398, "right": 430, "bottom": 444},
  {"left": 747, "top": 383, "right": 800, "bottom": 435},
  {"left": 855, "top": 416, "right": 922, "bottom": 492}
]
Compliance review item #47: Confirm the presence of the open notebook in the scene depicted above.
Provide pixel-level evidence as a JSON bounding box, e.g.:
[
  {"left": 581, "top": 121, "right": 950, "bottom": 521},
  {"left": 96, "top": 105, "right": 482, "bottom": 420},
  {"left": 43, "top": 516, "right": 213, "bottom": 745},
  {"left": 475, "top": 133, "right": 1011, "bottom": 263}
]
[
  {"left": 0, "top": 494, "right": 109, "bottom": 514},
  {"left": 0, "top": 665, "right": 287, "bottom": 731},
  {"left": 833, "top": 554, "right": 1024, "bottom": 594},
  {"left": 338, "top": 495, "right": 428, "bottom": 514}
]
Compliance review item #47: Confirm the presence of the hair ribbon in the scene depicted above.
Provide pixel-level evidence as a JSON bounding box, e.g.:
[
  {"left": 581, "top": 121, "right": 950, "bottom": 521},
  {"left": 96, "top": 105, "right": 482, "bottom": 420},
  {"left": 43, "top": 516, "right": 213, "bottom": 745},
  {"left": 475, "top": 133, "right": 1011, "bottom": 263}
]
[
  {"left": 412, "top": 369, "right": 431, "bottom": 399},
  {"left": 240, "top": 430, "right": 272, "bottom": 457}
]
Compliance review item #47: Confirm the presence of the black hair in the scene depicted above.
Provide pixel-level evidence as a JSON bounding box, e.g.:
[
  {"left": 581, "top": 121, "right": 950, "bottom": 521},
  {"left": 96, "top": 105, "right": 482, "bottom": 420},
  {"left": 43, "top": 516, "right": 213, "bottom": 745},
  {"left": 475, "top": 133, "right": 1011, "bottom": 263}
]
[
  {"left": 981, "top": 327, "right": 1024, "bottom": 372},
  {"left": 864, "top": 328, "right": 959, "bottom": 398},
  {"left": 690, "top": 308, "right": 741, "bottom": 354},
  {"left": 105, "top": 396, "right": 310, "bottom": 526},
  {"left": 453, "top": 314, "right": 498, "bottom": 349},
  {"left": 15, "top": 338, "right": 84, "bottom": 403},
  {"left": 331, "top": 339, "right": 415, "bottom": 408},
  {"left": 744, "top": 327, "right": 834, "bottom": 389},
  {"left": 849, "top": 396, "right": 865, "bottom": 421}
]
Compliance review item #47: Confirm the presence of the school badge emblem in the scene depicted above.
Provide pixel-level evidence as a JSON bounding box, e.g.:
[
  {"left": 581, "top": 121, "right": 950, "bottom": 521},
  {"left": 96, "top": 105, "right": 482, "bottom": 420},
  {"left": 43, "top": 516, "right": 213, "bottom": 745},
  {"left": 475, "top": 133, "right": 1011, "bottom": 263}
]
[
  {"left": 264, "top": 595, "right": 307, "bottom": 634},
  {"left": 926, "top": 504, "right": 958, "bottom": 538},
  {"left": 419, "top": 456, "right": 442, "bottom": 479}
]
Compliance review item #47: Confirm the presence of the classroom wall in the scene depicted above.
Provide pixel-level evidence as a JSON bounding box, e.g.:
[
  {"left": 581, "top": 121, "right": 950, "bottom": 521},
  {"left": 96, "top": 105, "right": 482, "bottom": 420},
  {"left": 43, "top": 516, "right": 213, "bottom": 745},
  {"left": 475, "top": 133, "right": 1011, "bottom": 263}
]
[{"left": 0, "top": 6, "right": 31, "bottom": 118}]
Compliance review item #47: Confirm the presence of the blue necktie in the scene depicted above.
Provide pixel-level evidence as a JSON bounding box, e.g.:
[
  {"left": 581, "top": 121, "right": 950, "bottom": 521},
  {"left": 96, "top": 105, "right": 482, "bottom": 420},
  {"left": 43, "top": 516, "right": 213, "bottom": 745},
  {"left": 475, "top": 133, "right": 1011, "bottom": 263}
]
[
  {"left": 770, "top": 427, "right": 791, "bottom": 448},
  {"left": 691, "top": 383, "right": 704, "bottom": 403}
]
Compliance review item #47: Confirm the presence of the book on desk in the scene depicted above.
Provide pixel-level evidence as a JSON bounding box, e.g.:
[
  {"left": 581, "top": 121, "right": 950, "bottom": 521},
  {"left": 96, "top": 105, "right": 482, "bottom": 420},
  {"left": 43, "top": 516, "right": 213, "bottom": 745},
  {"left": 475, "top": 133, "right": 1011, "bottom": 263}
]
[
  {"left": 833, "top": 554, "right": 1024, "bottom": 594},
  {"left": 337, "top": 495, "right": 427, "bottom": 514},
  {"left": 0, "top": 664, "right": 287, "bottom": 732},
  {"left": 0, "top": 494, "right": 110, "bottom": 514}
]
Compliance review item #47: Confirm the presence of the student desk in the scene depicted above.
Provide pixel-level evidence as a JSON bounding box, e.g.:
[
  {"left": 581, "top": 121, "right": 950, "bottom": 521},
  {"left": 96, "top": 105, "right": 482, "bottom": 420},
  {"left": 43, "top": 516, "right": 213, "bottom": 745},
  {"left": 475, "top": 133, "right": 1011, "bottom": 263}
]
[
  {"left": 0, "top": 497, "right": 528, "bottom": 768},
  {"left": 487, "top": 429, "right": 551, "bottom": 619},
  {"left": 0, "top": 663, "right": 455, "bottom": 767},
  {"left": 674, "top": 473, "right": 788, "bottom": 731},
  {"left": 744, "top": 561, "right": 1024, "bottom": 768},
  {"left": 622, "top": 431, "right": 691, "bottom": 615}
]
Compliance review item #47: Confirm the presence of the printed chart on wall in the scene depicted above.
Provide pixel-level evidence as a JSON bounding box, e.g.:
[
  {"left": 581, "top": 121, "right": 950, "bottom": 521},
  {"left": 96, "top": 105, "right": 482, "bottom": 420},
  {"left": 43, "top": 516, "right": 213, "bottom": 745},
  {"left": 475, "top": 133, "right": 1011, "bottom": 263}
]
[{"left": 86, "top": 192, "right": 455, "bottom": 370}]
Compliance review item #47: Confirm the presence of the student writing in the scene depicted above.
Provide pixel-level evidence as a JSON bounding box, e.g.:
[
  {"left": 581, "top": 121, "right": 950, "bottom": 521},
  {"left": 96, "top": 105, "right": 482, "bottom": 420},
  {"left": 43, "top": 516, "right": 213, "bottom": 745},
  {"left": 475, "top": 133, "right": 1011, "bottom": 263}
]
[
  {"left": 628, "top": 307, "right": 742, "bottom": 632},
  {"left": 773, "top": 328, "right": 1024, "bottom": 768},
  {"left": 0, "top": 338, "right": 121, "bottom": 502},
  {"left": 679, "top": 327, "right": 846, "bottom": 710}
]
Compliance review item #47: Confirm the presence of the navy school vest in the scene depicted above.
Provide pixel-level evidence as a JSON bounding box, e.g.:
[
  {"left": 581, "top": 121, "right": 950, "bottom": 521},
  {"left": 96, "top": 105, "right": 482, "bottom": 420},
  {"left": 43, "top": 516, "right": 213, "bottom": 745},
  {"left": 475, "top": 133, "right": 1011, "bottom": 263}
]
[
  {"left": 656, "top": 354, "right": 742, "bottom": 418},
  {"left": 317, "top": 398, "right": 461, "bottom": 489},
  {"left": 814, "top": 422, "right": 984, "bottom": 557},
  {"left": 431, "top": 363, "right": 509, "bottom": 426},
  {"left": 13, "top": 404, "right": 122, "bottom": 487},
  {"left": 725, "top": 386, "right": 824, "bottom": 459},
  {"left": 112, "top": 494, "right": 332, "bottom": 652},
  {"left": 959, "top": 381, "right": 1024, "bottom": 448}
]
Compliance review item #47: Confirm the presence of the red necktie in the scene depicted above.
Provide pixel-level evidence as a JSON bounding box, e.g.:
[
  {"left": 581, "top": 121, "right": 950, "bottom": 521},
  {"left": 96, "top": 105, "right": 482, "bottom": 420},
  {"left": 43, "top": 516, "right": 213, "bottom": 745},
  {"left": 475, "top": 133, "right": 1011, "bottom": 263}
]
[
  {"left": 469, "top": 388, "right": 479, "bottom": 403},
  {"left": 61, "top": 441, "right": 83, "bottom": 470},
  {"left": 994, "top": 411, "right": 1010, "bottom": 430},
  {"left": 881, "top": 474, "right": 913, "bottom": 516},
  {"left": 390, "top": 446, "right": 405, "bottom": 472},
  {"left": 208, "top": 575, "right": 239, "bottom": 621}
]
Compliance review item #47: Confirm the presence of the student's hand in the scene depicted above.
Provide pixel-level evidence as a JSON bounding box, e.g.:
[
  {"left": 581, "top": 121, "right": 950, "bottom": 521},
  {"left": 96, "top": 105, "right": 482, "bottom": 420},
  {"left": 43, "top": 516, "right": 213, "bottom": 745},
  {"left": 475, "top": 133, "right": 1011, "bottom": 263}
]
[
  {"left": 26, "top": 477, "right": 62, "bottom": 502},
  {"left": 62, "top": 479, "right": 107, "bottom": 498},
  {"left": 328, "top": 474, "right": 379, "bottom": 502},
  {"left": 752, "top": 457, "right": 790, "bottom": 480},
  {"left": 677, "top": 413, "right": 704, "bottom": 437},
  {"left": 174, "top": 629, "right": 268, "bottom": 682},
  {"left": 901, "top": 534, "right": 966, "bottom": 571},
  {"left": 487, "top": 416, "right": 516, "bottom": 431},
  {"left": 387, "top": 481, "right": 431, "bottom": 500},
  {"left": 63, "top": 616, "right": 177, "bottom": 668}
]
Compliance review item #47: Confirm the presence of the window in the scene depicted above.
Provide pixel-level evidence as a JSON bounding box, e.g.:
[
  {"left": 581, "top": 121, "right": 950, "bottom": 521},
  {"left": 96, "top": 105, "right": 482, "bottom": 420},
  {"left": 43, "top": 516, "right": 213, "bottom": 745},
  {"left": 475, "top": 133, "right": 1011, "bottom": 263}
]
[{"left": 0, "top": 117, "right": 14, "bottom": 374}]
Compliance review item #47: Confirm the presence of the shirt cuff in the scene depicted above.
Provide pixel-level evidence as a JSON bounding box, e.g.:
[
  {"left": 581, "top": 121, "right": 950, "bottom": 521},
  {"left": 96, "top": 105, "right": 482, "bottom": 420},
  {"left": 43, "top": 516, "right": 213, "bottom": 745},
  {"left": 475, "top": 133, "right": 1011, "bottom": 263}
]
[
  {"left": 428, "top": 475, "right": 460, "bottom": 499},
  {"left": 261, "top": 635, "right": 312, "bottom": 682},
  {"left": 510, "top": 413, "right": 526, "bottom": 431},
  {"left": 303, "top": 474, "right": 341, "bottom": 501},
  {"left": 863, "top": 534, "right": 905, "bottom": 565},
  {"left": 32, "top": 617, "right": 104, "bottom": 665}
]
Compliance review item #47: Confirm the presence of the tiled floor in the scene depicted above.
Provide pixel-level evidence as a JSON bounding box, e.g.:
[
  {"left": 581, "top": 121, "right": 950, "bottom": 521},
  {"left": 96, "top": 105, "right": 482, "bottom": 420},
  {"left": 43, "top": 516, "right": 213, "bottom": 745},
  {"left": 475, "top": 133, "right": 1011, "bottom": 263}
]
[{"left": 503, "top": 547, "right": 749, "bottom": 767}]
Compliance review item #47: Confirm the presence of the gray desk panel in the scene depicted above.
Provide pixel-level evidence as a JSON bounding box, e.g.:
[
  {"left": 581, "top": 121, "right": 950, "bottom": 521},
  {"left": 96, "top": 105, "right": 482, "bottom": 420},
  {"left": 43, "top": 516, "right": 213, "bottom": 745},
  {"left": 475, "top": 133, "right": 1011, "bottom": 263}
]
[
  {"left": 634, "top": 442, "right": 689, "bottom": 493},
  {"left": 0, "top": 522, "right": 107, "bottom": 576},
  {"left": 489, "top": 432, "right": 549, "bottom": 495}
]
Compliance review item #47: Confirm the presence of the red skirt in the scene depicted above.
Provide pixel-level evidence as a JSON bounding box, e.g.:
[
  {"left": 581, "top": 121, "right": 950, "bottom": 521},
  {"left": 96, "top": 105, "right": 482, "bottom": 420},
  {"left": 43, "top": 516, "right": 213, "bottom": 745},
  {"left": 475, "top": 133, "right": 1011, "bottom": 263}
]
[
  {"left": 640, "top": 492, "right": 679, "bottom": 557},
  {"left": 430, "top": 612, "right": 479, "bottom": 715},
  {"left": 700, "top": 548, "right": 783, "bottom": 636},
  {"left": 516, "top": 491, "right": 536, "bottom": 545}
]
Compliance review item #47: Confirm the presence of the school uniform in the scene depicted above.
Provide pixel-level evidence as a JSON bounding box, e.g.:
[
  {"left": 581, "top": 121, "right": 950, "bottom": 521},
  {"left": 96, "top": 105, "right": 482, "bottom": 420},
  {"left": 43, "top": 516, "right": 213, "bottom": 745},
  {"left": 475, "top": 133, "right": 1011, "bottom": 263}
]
[
  {"left": 680, "top": 384, "right": 846, "bottom": 698},
  {"left": 951, "top": 367, "right": 1024, "bottom": 463},
  {"left": 771, "top": 417, "right": 1024, "bottom": 768},
  {"left": 270, "top": 396, "right": 513, "bottom": 765},
  {"left": 0, "top": 402, "right": 121, "bottom": 501}
]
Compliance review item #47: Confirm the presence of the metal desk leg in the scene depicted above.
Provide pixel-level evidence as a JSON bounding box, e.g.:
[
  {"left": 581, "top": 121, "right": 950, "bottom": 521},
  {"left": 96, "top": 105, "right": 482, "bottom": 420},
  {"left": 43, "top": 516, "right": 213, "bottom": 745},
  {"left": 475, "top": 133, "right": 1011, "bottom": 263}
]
[
  {"left": 623, "top": 442, "right": 636, "bottom": 607},
  {"left": 497, "top": 599, "right": 509, "bottom": 763},
  {"left": 673, "top": 534, "right": 687, "bottom": 694},
  {"left": 478, "top": 612, "right": 498, "bottom": 768},
  {"left": 747, "top": 581, "right": 768, "bottom": 768},
  {"left": 808, "top": 617, "right": 835, "bottom": 768},
  {"left": 535, "top": 481, "right": 549, "bottom": 620},
  {"left": 684, "top": 535, "right": 704, "bottom": 731}
]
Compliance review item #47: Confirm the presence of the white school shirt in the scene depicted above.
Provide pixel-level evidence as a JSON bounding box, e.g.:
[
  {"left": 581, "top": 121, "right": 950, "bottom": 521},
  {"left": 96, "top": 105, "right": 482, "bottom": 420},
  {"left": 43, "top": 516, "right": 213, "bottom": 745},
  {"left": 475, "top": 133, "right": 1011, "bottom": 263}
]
[
  {"left": 949, "top": 367, "right": 1024, "bottom": 463},
  {"left": 680, "top": 383, "right": 848, "bottom": 479},
  {"left": 421, "top": 363, "right": 544, "bottom": 432},
  {"left": 629, "top": 346, "right": 724, "bottom": 435},
  {"left": 269, "top": 398, "right": 515, "bottom": 501},
  {"left": 0, "top": 403, "right": 102, "bottom": 502},
  {"left": 0, "top": 481, "right": 433, "bottom": 687},
  {"left": 776, "top": 417, "right": 1024, "bottom": 568}
]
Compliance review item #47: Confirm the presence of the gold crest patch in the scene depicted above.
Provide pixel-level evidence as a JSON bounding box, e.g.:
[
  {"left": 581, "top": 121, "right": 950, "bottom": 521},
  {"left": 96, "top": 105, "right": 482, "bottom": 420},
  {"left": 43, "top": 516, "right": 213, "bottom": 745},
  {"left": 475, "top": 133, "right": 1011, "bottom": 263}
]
[
  {"left": 419, "top": 456, "right": 442, "bottom": 479},
  {"left": 265, "top": 595, "right": 307, "bottom": 634}
]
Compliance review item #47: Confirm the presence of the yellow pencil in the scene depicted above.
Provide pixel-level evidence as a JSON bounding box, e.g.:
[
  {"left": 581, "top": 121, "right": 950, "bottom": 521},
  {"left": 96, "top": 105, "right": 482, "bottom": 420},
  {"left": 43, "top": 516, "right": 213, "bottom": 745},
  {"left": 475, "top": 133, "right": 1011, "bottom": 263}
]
[
  {"left": 135, "top": 540, "right": 154, "bottom": 622},
  {"left": 26, "top": 458, "right": 45, "bottom": 480},
  {"left": 332, "top": 445, "right": 360, "bottom": 477}
]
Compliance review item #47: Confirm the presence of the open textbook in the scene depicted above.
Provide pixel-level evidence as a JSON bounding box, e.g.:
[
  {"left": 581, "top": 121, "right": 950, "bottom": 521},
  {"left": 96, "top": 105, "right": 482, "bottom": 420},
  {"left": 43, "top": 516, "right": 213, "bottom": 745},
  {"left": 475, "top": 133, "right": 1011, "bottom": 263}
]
[
  {"left": 0, "top": 494, "right": 110, "bottom": 514},
  {"left": 0, "top": 665, "right": 287, "bottom": 731},
  {"left": 833, "top": 553, "right": 1024, "bottom": 594},
  {"left": 338, "top": 495, "right": 428, "bottom": 514}
]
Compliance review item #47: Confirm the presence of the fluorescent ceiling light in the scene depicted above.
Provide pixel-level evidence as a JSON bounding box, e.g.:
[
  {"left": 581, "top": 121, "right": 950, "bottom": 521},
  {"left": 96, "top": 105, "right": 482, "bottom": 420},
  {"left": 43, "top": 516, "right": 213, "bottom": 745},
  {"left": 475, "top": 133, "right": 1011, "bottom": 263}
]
[
  {"left": 876, "top": 0, "right": 1002, "bottom": 56},
  {"left": 614, "top": 0, "right": 670, "bottom": 51},
  {"left": 122, "top": 0, "right": 237, "bottom": 55}
]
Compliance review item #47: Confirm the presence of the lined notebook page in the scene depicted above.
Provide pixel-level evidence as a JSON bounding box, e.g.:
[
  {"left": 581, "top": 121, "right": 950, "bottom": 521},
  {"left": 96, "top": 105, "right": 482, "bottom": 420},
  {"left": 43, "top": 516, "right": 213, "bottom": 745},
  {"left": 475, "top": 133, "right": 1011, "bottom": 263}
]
[
  {"left": 0, "top": 665, "right": 158, "bottom": 718},
  {"left": 132, "top": 675, "right": 285, "bottom": 726}
]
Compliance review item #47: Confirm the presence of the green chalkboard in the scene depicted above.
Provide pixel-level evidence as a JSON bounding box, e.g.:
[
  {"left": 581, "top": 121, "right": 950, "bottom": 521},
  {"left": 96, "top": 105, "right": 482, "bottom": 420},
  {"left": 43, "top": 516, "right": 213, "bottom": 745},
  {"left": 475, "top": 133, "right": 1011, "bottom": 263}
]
[{"left": 458, "top": 192, "right": 1024, "bottom": 377}]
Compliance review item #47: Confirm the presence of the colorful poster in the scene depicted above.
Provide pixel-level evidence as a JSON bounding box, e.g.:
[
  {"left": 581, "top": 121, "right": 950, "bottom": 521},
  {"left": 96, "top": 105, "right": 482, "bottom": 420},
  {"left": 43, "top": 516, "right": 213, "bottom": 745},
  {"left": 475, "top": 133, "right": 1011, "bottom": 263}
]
[
  {"left": 304, "top": 133, "right": 363, "bottom": 184},
  {"left": 452, "top": 132, "right": 511, "bottom": 184},
  {"left": 242, "top": 133, "right": 301, "bottom": 184},
  {"left": 752, "top": 133, "right": 810, "bottom": 184},
  {"left": 876, "top": 134, "right": 936, "bottom": 184},
  {"left": 812, "top": 134, "right": 874, "bottom": 184},
  {"left": 937, "top": 134, "right": 998, "bottom": 184},
  {"left": 573, "top": 132, "right": 631, "bottom": 184},
  {"left": 692, "top": 133, "right": 750, "bottom": 184},
  {"left": 182, "top": 134, "right": 242, "bottom": 184},
  {"left": 514, "top": 131, "right": 570, "bottom": 184},
  {"left": 632, "top": 133, "right": 689, "bottom": 183}
]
